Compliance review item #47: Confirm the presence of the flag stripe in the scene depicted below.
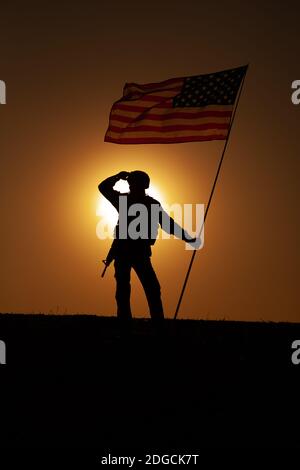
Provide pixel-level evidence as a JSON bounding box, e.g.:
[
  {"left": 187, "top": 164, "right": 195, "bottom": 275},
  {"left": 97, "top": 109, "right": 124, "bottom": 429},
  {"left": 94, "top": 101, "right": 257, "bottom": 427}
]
[
  {"left": 114, "top": 96, "right": 175, "bottom": 110},
  {"left": 106, "top": 128, "right": 228, "bottom": 139},
  {"left": 111, "top": 105, "right": 233, "bottom": 119},
  {"left": 110, "top": 119, "right": 230, "bottom": 130},
  {"left": 113, "top": 102, "right": 173, "bottom": 112},
  {"left": 110, "top": 110, "right": 233, "bottom": 123},
  {"left": 105, "top": 134, "right": 227, "bottom": 144},
  {"left": 124, "top": 78, "right": 184, "bottom": 91},
  {"left": 122, "top": 92, "right": 181, "bottom": 102},
  {"left": 109, "top": 123, "right": 229, "bottom": 133}
]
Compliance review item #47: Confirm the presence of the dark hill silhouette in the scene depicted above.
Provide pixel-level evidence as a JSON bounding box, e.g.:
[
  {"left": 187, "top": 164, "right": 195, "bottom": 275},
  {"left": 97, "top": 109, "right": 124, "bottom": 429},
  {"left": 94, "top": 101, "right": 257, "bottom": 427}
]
[{"left": 0, "top": 313, "right": 299, "bottom": 450}]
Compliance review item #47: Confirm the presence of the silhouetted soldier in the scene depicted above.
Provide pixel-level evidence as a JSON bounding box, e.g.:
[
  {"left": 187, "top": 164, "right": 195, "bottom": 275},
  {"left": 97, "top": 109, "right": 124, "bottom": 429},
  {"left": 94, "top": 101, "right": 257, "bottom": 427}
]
[{"left": 98, "top": 171, "right": 197, "bottom": 326}]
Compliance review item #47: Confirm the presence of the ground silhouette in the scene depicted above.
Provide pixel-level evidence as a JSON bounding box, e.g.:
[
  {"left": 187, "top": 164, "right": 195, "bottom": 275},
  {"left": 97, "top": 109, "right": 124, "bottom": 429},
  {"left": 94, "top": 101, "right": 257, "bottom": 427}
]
[{"left": 0, "top": 313, "right": 299, "bottom": 450}]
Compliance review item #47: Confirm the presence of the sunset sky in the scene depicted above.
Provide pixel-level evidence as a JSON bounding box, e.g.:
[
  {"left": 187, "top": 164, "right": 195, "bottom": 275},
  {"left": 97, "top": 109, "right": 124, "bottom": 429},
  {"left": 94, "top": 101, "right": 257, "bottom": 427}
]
[{"left": 0, "top": 1, "right": 299, "bottom": 321}]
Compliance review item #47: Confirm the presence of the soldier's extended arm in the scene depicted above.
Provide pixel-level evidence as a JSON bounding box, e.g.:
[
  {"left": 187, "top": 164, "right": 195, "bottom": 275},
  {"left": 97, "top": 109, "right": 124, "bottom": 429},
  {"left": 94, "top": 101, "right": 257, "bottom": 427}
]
[{"left": 159, "top": 208, "right": 199, "bottom": 246}]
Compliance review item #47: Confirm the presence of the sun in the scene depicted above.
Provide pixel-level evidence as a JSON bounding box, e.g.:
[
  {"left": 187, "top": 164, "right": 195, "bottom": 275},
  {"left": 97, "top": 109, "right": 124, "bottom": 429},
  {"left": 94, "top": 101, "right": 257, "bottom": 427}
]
[{"left": 96, "top": 181, "right": 165, "bottom": 232}]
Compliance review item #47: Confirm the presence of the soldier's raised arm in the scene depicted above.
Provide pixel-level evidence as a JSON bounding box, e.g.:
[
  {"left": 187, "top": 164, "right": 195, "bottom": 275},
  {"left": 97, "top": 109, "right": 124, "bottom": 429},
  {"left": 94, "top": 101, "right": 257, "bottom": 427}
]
[{"left": 98, "top": 171, "right": 130, "bottom": 209}]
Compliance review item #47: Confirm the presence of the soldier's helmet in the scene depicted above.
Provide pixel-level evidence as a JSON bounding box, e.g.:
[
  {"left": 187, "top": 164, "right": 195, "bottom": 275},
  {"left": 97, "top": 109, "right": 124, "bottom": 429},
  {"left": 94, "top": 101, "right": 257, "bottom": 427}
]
[{"left": 127, "top": 170, "right": 150, "bottom": 190}]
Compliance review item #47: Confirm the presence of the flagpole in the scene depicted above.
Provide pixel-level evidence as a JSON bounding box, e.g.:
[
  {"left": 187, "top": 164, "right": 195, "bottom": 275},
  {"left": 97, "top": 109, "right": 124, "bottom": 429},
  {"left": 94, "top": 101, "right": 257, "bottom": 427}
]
[{"left": 173, "top": 65, "right": 249, "bottom": 320}]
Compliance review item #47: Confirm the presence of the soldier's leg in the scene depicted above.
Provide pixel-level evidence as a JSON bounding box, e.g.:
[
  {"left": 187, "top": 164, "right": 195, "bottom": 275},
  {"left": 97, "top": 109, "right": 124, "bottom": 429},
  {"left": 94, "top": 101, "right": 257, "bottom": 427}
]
[
  {"left": 114, "top": 256, "right": 132, "bottom": 320},
  {"left": 133, "top": 256, "right": 164, "bottom": 321}
]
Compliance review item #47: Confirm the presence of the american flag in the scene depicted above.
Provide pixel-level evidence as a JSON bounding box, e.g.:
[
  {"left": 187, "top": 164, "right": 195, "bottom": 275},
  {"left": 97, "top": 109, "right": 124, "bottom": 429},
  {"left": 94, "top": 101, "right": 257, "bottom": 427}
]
[{"left": 104, "top": 65, "right": 247, "bottom": 144}]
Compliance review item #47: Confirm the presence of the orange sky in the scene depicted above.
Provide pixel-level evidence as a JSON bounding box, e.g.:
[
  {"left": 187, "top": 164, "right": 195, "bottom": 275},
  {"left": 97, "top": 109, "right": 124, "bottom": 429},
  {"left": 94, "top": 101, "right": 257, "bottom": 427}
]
[{"left": 0, "top": 1, "right": 299, "bottom": 321}]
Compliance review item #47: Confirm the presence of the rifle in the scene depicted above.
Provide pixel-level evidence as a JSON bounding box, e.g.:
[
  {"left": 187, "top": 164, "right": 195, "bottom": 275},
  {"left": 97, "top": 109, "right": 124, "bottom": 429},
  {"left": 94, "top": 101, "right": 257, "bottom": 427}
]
[{"left": 101, "top": 239, "right": 118, "bottom": 277}]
